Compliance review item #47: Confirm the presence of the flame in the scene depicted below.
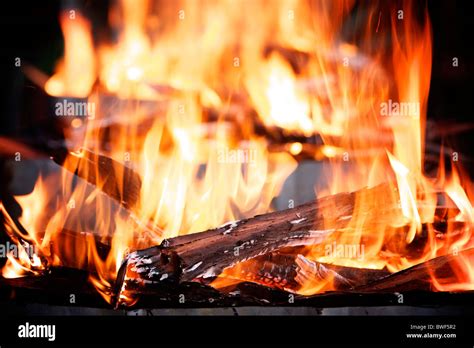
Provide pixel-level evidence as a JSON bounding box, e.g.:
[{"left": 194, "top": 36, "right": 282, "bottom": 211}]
[
  {"left": 4, "top": 1, "right": 298, "bottom": 301},
  {"left": 45, "top": 12, "right": 96, "bottom": 97},
  {"left": 4, "top": 0, "right": 474, "bottom": 301},
  {"left": 246, "top": 53, "right": 314, "bottom": 136},
  {"left": 1, "top": 177, "right": 50, "bottom": 278},
  {"left": 298, "top": 0, "right": 473, "bottom": 292}
]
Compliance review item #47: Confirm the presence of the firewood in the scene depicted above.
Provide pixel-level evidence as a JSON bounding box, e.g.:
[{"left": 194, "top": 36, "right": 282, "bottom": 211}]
[
  {"left": 115, "top": 181, "right": 474, "bottom": 306},
  {"left": 52, "top": 148, "right": 142, "bottom": 212},
  {"left": 208, "top": 252, "right": 390, "bottom": 293},
  {"left": 49, "top": 153, "right": 162, "bottom": 240},
  {"left": 2, "top": 175, "right": 471, "bottom": 309},
  {"left": 352, "top": 247, "right": 474, "bottom": 293},
  {"left": 1, "top": 236, "right": 472, "bottom": 309},
  {"left": 115, "top": 184, "right": 394, "bottom": 305}
]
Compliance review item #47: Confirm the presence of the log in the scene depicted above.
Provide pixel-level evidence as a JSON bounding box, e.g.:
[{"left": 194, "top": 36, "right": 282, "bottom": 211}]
[
  {"left": 115, "top": 184, "right": 394, "bottom": 306},
  {"left": 209, "top": 251, "right": 390, "bottom": 293},
  {"left": 294, "top": 255, "right": 390, "bottom": 290},
  {"left": 50, "top": 149, "right": 163, "bottom": 241},
  {"left": 115, "top": 182, "right": 465, "bottom": 294},
  {"left": 3, "top": 249, "right": 470, "bottom": 309},
  {"left": 0, "top": 159, "right": 161, "bottom": 278},
  {"left": 2, "top": 174, "right": 472, "bottom": 309},
  {"left": 352, "top": 247, "right": 474, "bottom": 293},
  {"left": 115, "top": 180, "right": 473, "bottom": 306},
  {"left": 215, "top": 249, "right": 474, "bottom": 307},
  {"left": 52, "top": 148, "right": 142, "bottom": 212},
  {"left": 2, "top": 250, "right": 473, "bottom": 309}
]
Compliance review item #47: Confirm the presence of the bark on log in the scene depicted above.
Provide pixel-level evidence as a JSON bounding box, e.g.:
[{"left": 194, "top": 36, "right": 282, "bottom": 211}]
[
  {"left": 3, "top": 249, "right": 471, "bottom": 309},
  {"left": 2, "top": 175, "right": 472, "bottom": 308},
  {"left": 115, "top": 184, "right": 394, "bottom": 305},
  {"left": 115, "top": 181, "right": 472, "bottom": 306}
]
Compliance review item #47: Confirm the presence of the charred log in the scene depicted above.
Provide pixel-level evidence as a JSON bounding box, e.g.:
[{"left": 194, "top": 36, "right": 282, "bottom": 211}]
[
  {"left": 115, "top": 185, "right": 394, "bottom": 305},
  {"left": 208, "top": 252, "right": 390, "bottom": 293}
]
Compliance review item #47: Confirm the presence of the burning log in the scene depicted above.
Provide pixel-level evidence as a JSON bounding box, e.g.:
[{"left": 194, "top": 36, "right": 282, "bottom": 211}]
[
  {"left": 52, "top": 148, "right": 142, "bottom": 212},
  {"left": 0, "top": 157, "right": 161, "bottom": 281},
  {"left": 115, "top": 184, "right": 390, "bottom": 305},
  {"left": 114, "top": 179, "right": 473, "bottom": 306},
  {"left": 353, "top": 247, "right": 474, "bottom": 293},
  {"left": 294, "top": 254, "right": 390, "bottom": 291},
  {"left": 1, "top": 163, "right": 471, "bottom": 308},
  {"left": 214, "top": 249, "right": 474, "bottom": 307},
  {"left": 115, "top": 182, "right": 466, "bottom": 297},
  {"left": 50, "top": 150, "right": 162, "bottom": 241},
  {"left": 209, "top": 252, "right": 390, "bottom": 293},
  {"left": 2, "top": 249, "right": 473, "bottom": 309}
]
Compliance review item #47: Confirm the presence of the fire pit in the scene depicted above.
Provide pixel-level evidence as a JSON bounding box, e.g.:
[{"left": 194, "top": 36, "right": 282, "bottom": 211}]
[{"left": 1, "top": 0, "right": 474, "bottom": 344}]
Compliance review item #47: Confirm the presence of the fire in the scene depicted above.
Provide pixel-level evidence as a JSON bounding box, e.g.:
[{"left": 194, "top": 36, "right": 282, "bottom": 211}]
[
  {"left": 246, "top": 53, "right": 314, "bottom": 136},
  {"left": 296, "top": 0, "right": 473, "bottom": 291},
  {"left": 138, "top": 98, "right": 296, "bottom": 239},
  {"left": 45, "top": 12, "right": 96, "bottom": 97},
  {"left": 3, "top": 0, "right": 474, "bottom": 301},
  {"left": 1, "top": 177, "right": 50, "bottom": 278}
]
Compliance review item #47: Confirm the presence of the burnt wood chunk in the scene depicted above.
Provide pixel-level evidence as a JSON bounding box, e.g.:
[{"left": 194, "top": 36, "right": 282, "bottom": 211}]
[
  {"left": 209, "top": 252, "right": 390, "bottom": 292},
  {"left": 115, "top": 185, "right": 394, "bottom": 305}
]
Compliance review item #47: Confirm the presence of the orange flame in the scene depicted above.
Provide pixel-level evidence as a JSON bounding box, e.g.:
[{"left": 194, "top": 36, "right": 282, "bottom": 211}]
[
  {"left": 45, "top": 12, "right": 96, "bottom": 97},
  {"left": 4, "top": 0, "right": 474, "bottom": 300}
]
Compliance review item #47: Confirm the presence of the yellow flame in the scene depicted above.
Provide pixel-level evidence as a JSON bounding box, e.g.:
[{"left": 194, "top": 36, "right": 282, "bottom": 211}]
[
  {"left": 45, "top": 12, "right": 96, "bottom": 97},
  {"left": 4, "top": 0, "right": 474, "bottom": 298}
]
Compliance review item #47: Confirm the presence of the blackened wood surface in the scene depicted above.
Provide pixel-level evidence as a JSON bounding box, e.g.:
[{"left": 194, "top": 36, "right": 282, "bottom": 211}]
[{"left": 115, "top": 185, "right": 395, "bottom": 306}]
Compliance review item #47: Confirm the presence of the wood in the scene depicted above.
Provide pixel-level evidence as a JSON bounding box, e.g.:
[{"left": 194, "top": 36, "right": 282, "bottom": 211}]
[
  {"left": 1, "top": 164, "right": 472, "bottom": 308},
  {"left": 0, "top": 160, "right": 161, "bottom": 278},
  {"left": 2, "top": 249, "right": 472, "bottom": 309},
  {"left": 52, "top": 148, "right": 142, "bottom": 212},
  {"left": 295, "top": 253, "right": 390, "bottom": 290},
  {"left": 50, "top": 149, "right": 162, "bottom": 241},
  {"left": 209, "top": 251, "right": 390, "bottom": 293},
  {"left": 114, "top": 181, "right": 471, "bottom": 306},
  {"left": 353, "top": 247, "right": 474, "bottom": 293},
  {"left": 115, "top": 184, "right": 394, "bottom": 306}
]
